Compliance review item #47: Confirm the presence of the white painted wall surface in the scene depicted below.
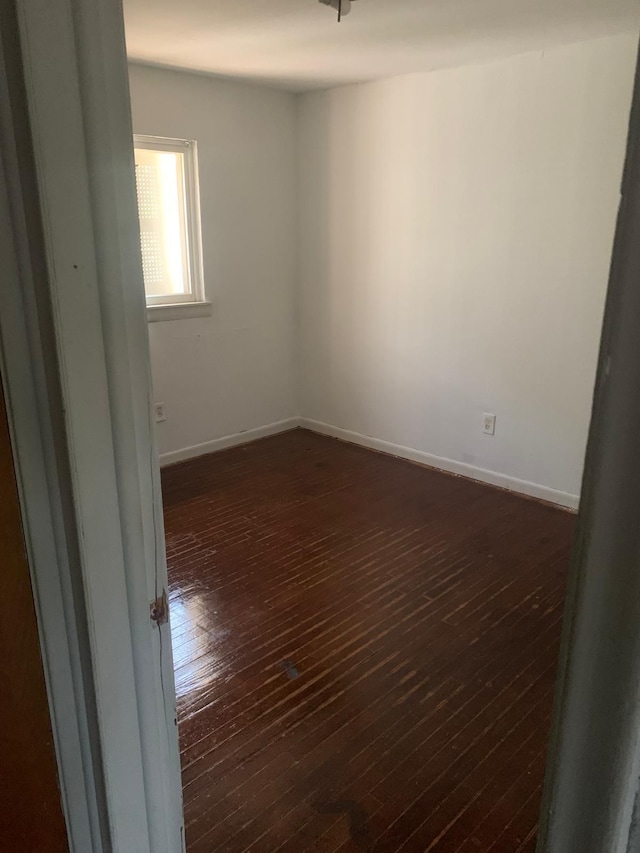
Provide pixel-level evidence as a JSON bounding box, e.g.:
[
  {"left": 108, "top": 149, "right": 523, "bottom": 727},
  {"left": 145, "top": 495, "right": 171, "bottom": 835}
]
[
  {"left": 128, "top": 64, "right": 298, "bottom": 461},
  {"left": 298, "top": 34, "right": 637, "bottom": 503}
]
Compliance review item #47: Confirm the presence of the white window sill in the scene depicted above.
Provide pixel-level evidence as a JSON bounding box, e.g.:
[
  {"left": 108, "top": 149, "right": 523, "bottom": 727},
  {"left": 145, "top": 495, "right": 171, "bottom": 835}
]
[{"left": 146, "top": 301, "right": 212, "bottom": 323}]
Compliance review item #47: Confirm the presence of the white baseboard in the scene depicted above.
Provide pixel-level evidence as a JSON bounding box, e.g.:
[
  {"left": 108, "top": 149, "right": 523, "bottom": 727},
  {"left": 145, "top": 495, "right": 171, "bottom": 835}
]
[
  {"left": 159, "top": 415, "right": 580, "bottom": 510},
  {"left": 158, "top": 418, "right": 301, "bottom": 467},
  {"left": 299, "top": 418, "right": 580, "bottom": 510}
]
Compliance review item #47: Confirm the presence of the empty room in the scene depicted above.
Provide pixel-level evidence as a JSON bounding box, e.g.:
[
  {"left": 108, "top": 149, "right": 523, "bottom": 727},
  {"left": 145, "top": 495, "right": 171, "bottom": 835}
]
[{"left": 122, "top": 1, "right": 639, "bottom": 850}]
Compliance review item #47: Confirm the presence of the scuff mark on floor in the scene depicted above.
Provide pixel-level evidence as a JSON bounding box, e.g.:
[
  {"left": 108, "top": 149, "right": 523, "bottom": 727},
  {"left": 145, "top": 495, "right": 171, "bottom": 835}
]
[
  {"left": 279, "top": 659, "right": 300, "bottom": 680},
  {"left": 315, "top": 798, "right": 372, "bottom": 849}
]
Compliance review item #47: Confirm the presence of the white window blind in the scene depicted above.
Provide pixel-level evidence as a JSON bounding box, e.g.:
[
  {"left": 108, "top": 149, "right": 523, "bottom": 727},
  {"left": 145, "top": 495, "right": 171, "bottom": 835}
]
[{"left": 133, "top": 136, "right": 204, "bottom": 309}]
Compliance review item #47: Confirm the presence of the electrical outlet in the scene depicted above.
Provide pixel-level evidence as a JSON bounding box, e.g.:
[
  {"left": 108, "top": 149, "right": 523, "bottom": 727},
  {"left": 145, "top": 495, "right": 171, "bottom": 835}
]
[
  {"left": 483, "top": 413, "right": 496, "bottom": 436},
  {"left": 154, "top": 402, "right": 167, "bottom": 424}
]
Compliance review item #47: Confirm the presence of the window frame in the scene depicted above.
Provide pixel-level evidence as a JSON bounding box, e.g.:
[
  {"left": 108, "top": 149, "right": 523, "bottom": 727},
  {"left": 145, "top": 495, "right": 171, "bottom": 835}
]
[{"left": 133, "top": 134, "right": 208, "bottom": 318}]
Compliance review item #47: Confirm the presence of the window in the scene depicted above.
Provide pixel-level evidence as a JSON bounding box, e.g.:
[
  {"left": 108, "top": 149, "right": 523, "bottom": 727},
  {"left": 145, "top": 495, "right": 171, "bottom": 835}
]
[{"left": 133, "top": 135, "right": 208, "bottom": 319}]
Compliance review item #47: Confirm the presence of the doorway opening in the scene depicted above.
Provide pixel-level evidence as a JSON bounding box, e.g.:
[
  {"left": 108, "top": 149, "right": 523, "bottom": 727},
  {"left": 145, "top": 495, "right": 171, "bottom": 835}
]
[{"left": 122, "top": 1, "right": 639, "bottom": 849}]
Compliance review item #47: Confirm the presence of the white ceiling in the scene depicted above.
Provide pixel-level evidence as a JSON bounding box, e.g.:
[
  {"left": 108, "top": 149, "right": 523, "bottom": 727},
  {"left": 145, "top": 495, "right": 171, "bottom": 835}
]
[{"left": 123, "top": 0, "right": 639, "bottom": 91}]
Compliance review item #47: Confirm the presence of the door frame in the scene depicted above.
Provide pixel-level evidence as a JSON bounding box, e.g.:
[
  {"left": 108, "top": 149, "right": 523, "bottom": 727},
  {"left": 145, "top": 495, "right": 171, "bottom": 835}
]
[
  {"left": 2, "top": 0, "right": 640, "bottom": 850},
  {"left": 536, "top": 34, "right": 640, "bottom": 853},
  {"left": 0, "top": 0, "right": 182, "bottom": 850}
]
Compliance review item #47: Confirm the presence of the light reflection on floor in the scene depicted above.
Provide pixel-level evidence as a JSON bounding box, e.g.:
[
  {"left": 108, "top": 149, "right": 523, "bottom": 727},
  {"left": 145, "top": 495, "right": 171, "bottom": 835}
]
[{"left": 169, "top": 587, "right": 227, "bottom": 702}]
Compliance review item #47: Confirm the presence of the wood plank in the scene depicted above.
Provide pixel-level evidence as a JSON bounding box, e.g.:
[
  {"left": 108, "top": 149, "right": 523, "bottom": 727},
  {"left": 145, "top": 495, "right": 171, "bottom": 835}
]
[{"left": 161, "top": 428, "right": 573, "bottom": 852}]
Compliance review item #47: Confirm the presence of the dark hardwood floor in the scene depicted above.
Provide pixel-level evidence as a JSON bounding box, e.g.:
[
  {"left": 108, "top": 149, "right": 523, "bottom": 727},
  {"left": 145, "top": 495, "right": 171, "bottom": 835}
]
[{"left": 161, "top": 428, "right": 574, "bottom": 852}]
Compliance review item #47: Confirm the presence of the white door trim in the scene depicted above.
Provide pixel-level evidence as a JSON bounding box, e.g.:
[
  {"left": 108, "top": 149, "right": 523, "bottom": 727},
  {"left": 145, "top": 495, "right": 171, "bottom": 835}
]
[
  {"left": 1, "top": 0, "right": 183, "bottom": 850},
  {"left": 0, "top": 11, "right": 103, "bottom": 849}
]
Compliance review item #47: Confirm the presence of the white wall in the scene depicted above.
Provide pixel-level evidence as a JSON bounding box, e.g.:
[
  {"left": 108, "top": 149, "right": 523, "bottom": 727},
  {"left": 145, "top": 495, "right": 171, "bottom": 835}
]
[
  {"left": 298, "top": 34, "right": 637, "bottom": 505},
  {"left": 128, "top": 64, "right": 298, "bottom": 461},
  {"left": 128, "top": 35, "right": 637, "bottom": 503}
]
